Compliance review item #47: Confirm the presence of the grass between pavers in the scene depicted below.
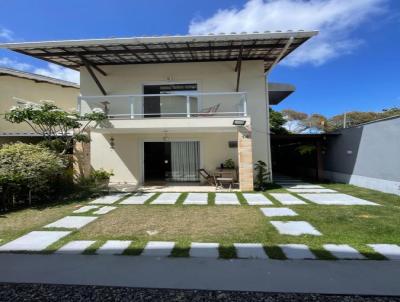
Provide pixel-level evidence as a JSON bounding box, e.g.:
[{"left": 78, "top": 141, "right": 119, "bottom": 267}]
[
  {"left": 0, "top": 201, "right": 87, "bottom": 244},
  {"left": 1, "top": 184, "right": 399, "bottom": 260},
  {"left": 175, "top": 193, "right": 187, "bottom": 205}
]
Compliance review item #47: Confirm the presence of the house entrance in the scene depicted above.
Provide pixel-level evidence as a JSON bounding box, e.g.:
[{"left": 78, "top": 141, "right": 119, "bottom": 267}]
[{"left": 144, "top": 141, "right": 200, "bottom": 182}]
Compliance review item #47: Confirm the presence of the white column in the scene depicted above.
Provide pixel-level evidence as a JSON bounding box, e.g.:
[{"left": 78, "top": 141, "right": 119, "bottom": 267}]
[{"left": 77, "top": 96, "right": 82, "bottom": 115}]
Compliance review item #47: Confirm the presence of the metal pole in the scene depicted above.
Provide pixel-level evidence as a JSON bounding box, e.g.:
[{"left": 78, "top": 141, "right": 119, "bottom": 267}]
[
  {"left": 242, "top": 94, "right": 247, "bottom": 117},
  {"left": 186, "top": 96, "right": 191, "bottom": 118},
  {"left": 130, "top": 97, "right": 135, "bottom": 119},
  {"left": 343, "top": 112, "right": 347, "bottom": 128}
]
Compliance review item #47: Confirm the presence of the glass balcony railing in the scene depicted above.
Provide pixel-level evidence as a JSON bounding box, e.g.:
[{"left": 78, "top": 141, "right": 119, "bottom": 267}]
[{"left": 78, "top": 92, "right": 247, "bottom": 119}]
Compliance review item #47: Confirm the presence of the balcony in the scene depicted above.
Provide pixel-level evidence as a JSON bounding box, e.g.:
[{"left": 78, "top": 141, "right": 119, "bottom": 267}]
[{"left": 78, "top": 92, "right": 247, "bottom": 120}]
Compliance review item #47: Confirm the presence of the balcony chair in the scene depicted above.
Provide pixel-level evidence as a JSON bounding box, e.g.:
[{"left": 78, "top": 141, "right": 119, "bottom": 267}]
[
  {"left": 198, "top": 169, "right": 215, "bottom": 186},
  {"left": 197, "top": 103, "right": 221, "bottom": 117}
]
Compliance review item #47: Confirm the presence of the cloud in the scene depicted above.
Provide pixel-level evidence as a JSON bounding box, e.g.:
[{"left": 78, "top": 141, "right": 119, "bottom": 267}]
[
  {"left": 0, "top": 26, "right": 79, "bottom": 83},
  {"left": 189, "top": 0, "right": 387, "bottom": 66},
  {"left": 34, "top": 64, "right": 80, "bottom": 84},
  {"left": 0, "top": 57, "right": 32, "bottom": 71},
  {"left": 0, "top": 27, "right": 14, "bottom": 41}
]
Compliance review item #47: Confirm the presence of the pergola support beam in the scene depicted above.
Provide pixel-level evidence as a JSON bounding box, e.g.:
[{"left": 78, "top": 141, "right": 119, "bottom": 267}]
[
  {"left": 78, "top": 55, "right": 107, "bottom": 76},
  {"left": 266, "top": 36, "right": 294, "bottom": 75},
  {"left": 235, "top": 46, "right": 243, "bottom": 92},
  {"left": 83, "top": 60, "right": 107, "bottom": 95}
]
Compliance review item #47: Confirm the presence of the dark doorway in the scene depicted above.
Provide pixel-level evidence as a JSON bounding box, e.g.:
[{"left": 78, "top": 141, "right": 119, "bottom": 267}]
[
  {"left": 143, "top": 85, "right": 161, "bottom": 118},
  {"left": 144, "top": 142, "right": 171, "bottom": 181},
  {"left": 143, "top": 84, "right": 197, "bottom": 118}
]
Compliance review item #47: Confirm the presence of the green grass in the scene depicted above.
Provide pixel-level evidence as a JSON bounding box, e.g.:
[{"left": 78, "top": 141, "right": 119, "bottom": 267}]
[{"left": 0, "top": 183, "right": 399, "bottom": 259}]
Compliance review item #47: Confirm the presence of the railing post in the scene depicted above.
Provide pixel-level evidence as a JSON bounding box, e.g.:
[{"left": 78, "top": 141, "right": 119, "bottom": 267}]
[
  {"left": 130, "top": 96, "right": 135, "bottom": 119},
  {"left": 242, "top": 93, "right": 247, "bottom": 117},
  {"left": 77, "top": 96, "right": 82, "bottom": 115},
  {"left": 186, "top": 96, "right": 191, "bottom": 118}
]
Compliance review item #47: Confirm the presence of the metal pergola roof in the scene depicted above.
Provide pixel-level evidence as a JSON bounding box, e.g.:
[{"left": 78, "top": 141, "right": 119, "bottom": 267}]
[{"left": 0, "top": 31, "right": 317, "bottom": 72}]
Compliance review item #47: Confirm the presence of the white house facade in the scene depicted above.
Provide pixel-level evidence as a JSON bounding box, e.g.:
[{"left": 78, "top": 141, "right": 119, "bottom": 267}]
[{"left": 0, "top": 31, "right": 317, "bottom": 190}]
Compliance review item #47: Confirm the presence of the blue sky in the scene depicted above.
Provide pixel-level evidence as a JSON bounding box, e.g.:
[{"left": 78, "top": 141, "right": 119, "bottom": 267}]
[{"left": 0, "top": 0, "right": 399, "bottom": 117}]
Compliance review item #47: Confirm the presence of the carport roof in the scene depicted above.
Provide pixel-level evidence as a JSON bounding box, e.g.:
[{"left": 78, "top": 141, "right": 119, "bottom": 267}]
[{"left": 0, "top": 31, "right": 318, "bottom": 72}]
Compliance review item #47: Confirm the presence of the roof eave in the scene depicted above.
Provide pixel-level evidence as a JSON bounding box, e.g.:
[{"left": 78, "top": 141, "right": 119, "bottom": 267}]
[{"left": 0, "top": 31, "right": 318, "bottom": 49}]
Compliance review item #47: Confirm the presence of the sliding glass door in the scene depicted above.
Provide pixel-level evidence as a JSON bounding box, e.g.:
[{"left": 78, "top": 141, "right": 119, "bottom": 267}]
[
  {"left": 144, "top": 141, "right": 200, "bottom": 182},
  {"left": 169, "top": 141, "right": 200, "bottom": 182}
]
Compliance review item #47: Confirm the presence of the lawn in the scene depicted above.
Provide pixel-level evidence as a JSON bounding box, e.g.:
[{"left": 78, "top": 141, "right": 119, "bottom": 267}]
[
  {"left": 0, "top": 183, "right": 399, "bottom": 259},
  {"left": 0, "top": 202, "right": 79, "bottom": 243}
]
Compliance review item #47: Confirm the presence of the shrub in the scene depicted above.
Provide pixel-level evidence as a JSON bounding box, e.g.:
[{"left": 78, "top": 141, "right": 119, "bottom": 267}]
[
  {"left": 0, "top": 142, "right": 66, "bottom": 203},
  {"left": 90, "top": 168, "right": 114, "bottom": 181},
  {"left": 254, "top": 160, "right": 271, "bottom": 191}
]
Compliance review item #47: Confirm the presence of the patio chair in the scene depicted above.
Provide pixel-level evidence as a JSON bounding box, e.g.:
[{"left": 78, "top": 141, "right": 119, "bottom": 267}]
[
  {"left": 198, "top": 169, "right": 215, "bottom": 186},
  {"left": 197, "top": 103, "right": 221, "bottom": 117}
]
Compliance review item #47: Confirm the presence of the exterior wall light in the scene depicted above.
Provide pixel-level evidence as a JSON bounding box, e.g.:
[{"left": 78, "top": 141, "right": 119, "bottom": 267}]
[{"left": 233, "top": 120, "right": 246, "bottom": 126}]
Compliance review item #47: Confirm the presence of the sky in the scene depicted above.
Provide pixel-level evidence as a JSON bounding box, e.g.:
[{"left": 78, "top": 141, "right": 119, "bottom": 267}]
[{"left": 0, "top": 0, "right": 399, "bottom": 117}]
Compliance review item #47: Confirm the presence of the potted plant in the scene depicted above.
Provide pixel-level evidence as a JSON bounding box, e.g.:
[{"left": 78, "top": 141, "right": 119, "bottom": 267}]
[
  {"left": 223, "top": 158, "right": 235, "bottom": 169},
  {"left": 91, "top": 169, "right": 114, "bottom": 189}
]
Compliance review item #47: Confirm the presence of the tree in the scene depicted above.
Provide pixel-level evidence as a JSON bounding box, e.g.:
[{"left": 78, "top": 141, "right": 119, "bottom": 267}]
[
  {"left": 326, "top": 110, "right": 393, "bottom": 131},
  {"left": 269, "top": 108, "right": 288, "bottom": 134},
  {"left": 306, "top": 113, "right": 328, "bottom": 132},
  {"left": 281, "top": 109, "right": 308, "bottom": 121},
  {"left": 5, "top": 100, "right": 107, "bottom": 154},
  {"left": 281, "top": 109, "right": 309, "bottom": 133}
]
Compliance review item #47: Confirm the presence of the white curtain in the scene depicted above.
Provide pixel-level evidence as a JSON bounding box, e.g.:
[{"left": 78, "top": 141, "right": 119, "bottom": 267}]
[{"left": 170, "top": 141, "right": 200, "bottom": 182}]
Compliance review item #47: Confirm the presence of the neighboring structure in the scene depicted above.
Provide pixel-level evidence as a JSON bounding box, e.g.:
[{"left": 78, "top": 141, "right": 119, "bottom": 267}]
[
  {"left": 323, "top": 116, "right": 400, "bottom": 195},
  {"left": 267, "top": 82, "right": 295, "bottom": 105},
  {"left": 0, "top": 31, "right": 317, "bottom": 190},
  {"left": 0, "top": 67, "right": 79, "bottom": 144}
]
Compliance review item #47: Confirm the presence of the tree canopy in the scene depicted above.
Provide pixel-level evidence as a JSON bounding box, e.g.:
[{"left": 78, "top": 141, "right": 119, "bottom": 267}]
[
  {"left": 5, "top": 100, "right": 107, "bottom": 154},
  {"left": 274, "top": 107, "right": 399, "bottom": 134}
]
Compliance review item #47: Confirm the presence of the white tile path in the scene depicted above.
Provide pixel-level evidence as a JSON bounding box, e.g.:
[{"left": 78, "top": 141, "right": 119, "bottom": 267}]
[
  {"left": 44, "top": 216, "right": 97, "bottom": 229},
  {"left": 96, "top": 240, "right": 132, "bottom": 255},
  {"left": 323, "top": 244, "right": 366, "bottom": 259},
  {"left": 279, "top": 244, "right": 316, "bottom": 259},
  {"left": 0, "top": 231, "right": 71, "bottom": 252},
  {"left": 120, "top": 193, "right": 155, "bottom": 205},
  {"left": 269, "top": 193, "right": 307, "bottom": 205},
  {"left": 234, "top": 243, "right": 268, "bottom": 259},
  {"left": 141, "top": 241, "right": 175, "bottom": 257},
  {"left": 260, "top": 207, "right": 298, "bottom": 217},
  {"left": 151, "top": 193, "right": 180, "bottom": 205},
  {"left": 270, "top": 221, "right": 322, "bottom": 236},
  {"left": 287, "top": 188, "right": 337, "bottom": 193},
  {"left": 282, "top": 185, "right": 324, "bottom": 189},
  {"left": 299, "top": 193, "right": 378, "bottom": 206},
  {"left": 183, "top": 193, "right": 208, "bottom": 205},
  {"left": 56, "top": 240, "right": 96, "bottom": 254},
  {"left": 93, "top": 206, "right": 117, "bottom": 215},
  {"left": 368, "top": 244, "right": 400, "bottom": 260},
  {"left": 242, "top": 193, "right": 273, "bottom": 205},
  {"left": 189, "top": 242, "right": 219, "bottom": 258},
  {"left": 89, "top": 194, "right": 127, "bottom": 205},
  {"left": 215, "top": 193, "right": 240, "bottom": 205},
  {"left": 73, "top": 205, "right": 99, "bottom": 214}
]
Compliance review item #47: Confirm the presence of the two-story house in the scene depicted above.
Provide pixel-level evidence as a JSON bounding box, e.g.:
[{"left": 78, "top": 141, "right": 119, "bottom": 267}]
[{"left": 0, "top": 31, "right": 317, "bottom": 190}]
